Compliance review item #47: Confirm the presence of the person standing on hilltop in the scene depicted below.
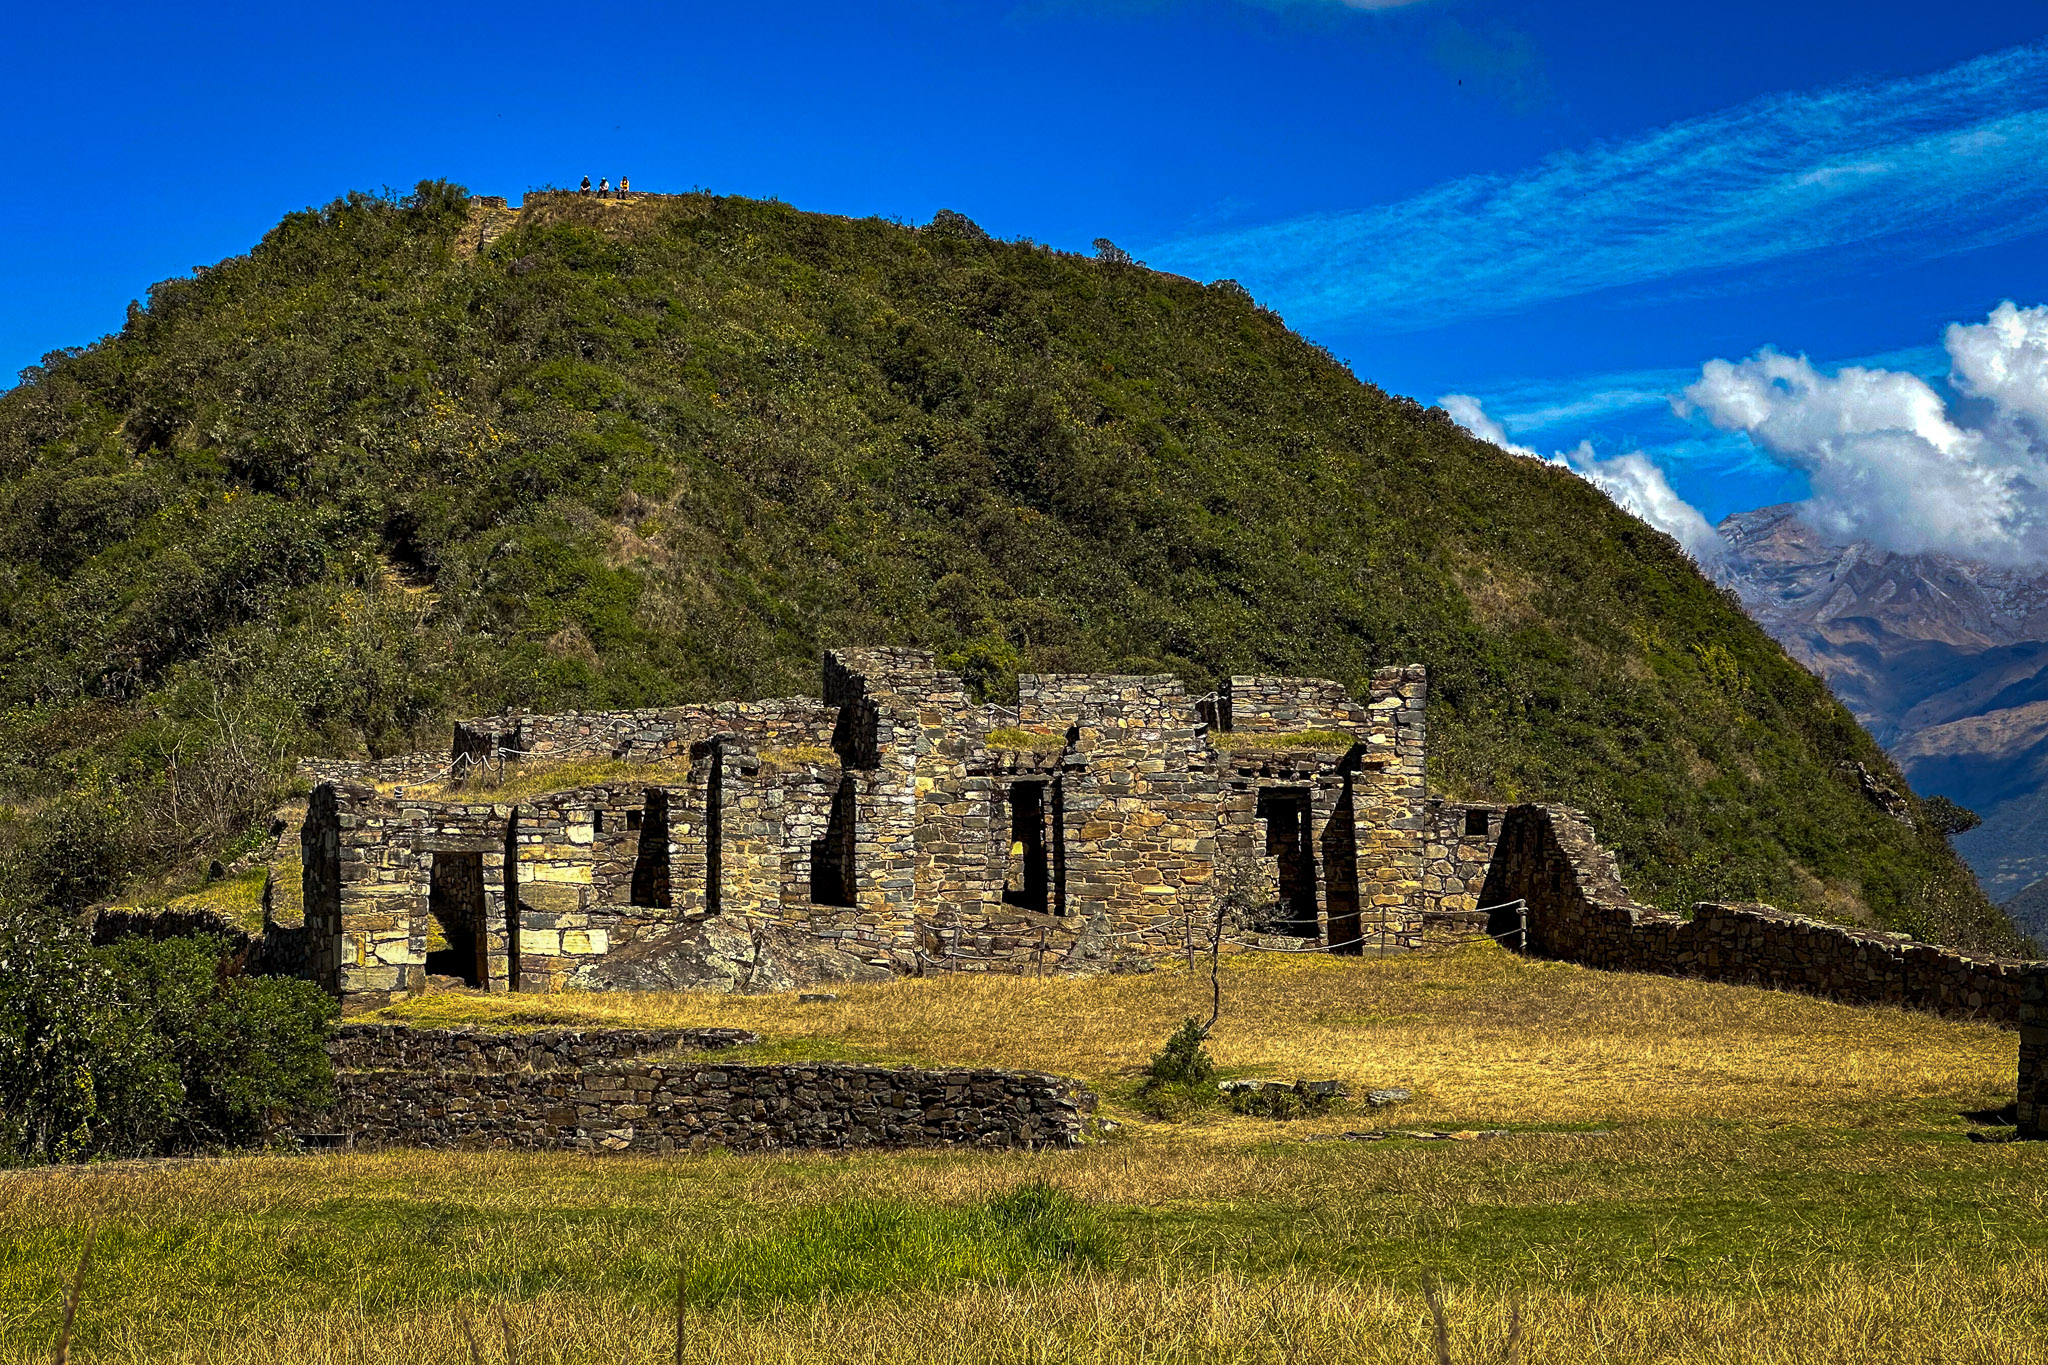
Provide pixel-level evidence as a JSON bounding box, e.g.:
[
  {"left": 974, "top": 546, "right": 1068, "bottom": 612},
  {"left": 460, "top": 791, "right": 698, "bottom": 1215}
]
[
  {"left": 619, "top": 177, "right": 630, "bottom": 200},
  {"left": 580, "top": 176, "right": 590, "bottom": 196}
]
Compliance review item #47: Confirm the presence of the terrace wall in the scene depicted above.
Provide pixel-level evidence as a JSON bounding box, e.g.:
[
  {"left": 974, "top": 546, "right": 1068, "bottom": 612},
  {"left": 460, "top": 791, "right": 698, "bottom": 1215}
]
[
  {"left": 1478, "top": 804, "right": 2038, "bottom": 1025},
  {"left": 325, "top": 1024, "right": 1094, "bottom": 1153}
]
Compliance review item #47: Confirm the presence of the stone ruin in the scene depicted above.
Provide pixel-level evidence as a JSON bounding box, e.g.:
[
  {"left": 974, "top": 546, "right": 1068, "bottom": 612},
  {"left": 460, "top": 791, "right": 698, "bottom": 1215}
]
[
  {"left": 271, "top": 648, "right": 1506, "bottom": 1008},
  {"left": 205, "top": 642, "right": 2048, "bottom": 1143}
]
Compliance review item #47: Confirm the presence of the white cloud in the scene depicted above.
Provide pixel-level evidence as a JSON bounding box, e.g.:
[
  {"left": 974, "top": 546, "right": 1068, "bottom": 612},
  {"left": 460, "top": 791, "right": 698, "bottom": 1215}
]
[
  {"left": 1682, "top": 303, "right": 2048, "bottom": 565},
  {"left": 1147, "top": 43, "right": 2048, "bottom": 333},
  {"left": 1568, "top": 446, "right": 1728, "bottom": 565},
  {"left": 1439, "top": 393, "right": 1535, "bottom": 456},
  {"left": 1443, "top": 396, "right": 1726, "bottom": 563},
  {"left": 1949, "top": 301, "right": 2048, "bottom": 433}
]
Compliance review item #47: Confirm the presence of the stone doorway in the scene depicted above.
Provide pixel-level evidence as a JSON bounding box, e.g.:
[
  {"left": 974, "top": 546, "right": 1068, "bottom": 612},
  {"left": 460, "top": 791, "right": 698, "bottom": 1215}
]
[
  {"left": 1003, "top": 780, "right": 1053, "bottom": 913},
  {"left": 425, "top": 851, "right": 487, "bottom": 987},
  {"left": 810, "top": 775, "right": 858, "bottom": 907},
  {"left": 1256, "top": 787, "right": 1318, "bottom": 938}
]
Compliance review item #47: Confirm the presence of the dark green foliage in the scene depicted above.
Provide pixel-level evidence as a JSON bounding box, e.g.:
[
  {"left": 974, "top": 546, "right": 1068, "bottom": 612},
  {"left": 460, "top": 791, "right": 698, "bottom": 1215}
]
[
  {"left": 0, "top": 901, "right": 173, "bottom": 1163},
  {"left": 96, "top": 935, "right": 337, "bottom": 1150},
  {"left": 1223, "top": 1080, "right": 1343, "bottom": 1120},
  {"left": 1924, "top": 795, "right": 1982, "bottom": 838},
  {"left": 1145, "top": 1017, "right": 1217, "bottom": 1087},
  {"left": 1138, "top": 1018, "right": 1222, "bottom": 1118},
  {"left": 0, "top": 921, "right": 334, "bottom": 1164},
  {"left": 0, "top": 180, "right": 2018, "bottom": 948}
]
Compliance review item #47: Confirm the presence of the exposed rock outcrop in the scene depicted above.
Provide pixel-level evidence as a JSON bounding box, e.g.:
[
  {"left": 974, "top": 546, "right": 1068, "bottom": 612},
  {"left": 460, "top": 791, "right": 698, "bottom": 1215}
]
[{"left": 567, "top": 916, "right": 893, "bottom": 994}]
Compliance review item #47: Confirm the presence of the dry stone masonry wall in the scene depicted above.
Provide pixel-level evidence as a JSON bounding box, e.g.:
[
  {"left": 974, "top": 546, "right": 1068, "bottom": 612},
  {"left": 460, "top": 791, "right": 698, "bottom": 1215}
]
[
  {"left": 1478, "top": 804, "right": 2041, "bottom": 1025},
  {"left": 282, "top": 648, "right": 1438, "bottom": 1005},
  {"left": 326, "top": 1024, "right": 1093, "bottom": 1153}
]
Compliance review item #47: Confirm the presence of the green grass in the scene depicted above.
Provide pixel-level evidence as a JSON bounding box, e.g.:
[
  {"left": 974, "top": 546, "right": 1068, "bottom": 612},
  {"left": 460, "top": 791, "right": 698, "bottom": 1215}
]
[
  {"left": 1209, "top": 729, "right": 1357, "bottom": 752},
  {"left": 6, "top": 954, "right": 2045, "bottom": 1361},
  {"left": 5, "top": 1114, "right": 2046, "bottom": 1363}
]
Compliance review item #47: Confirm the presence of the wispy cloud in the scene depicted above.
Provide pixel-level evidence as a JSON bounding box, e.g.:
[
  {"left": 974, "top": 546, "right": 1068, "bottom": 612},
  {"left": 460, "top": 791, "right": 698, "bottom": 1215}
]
[
  {"left": 1442, "top": 394, "right": 1727, "bottom": 562},
  {"left": 1148, "top": 44, "right": 2048, "bottom": 333}
]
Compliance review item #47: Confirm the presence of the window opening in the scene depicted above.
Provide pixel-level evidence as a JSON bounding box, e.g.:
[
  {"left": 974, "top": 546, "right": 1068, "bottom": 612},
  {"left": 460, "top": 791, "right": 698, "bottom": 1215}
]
[
  {"left": 1464, "top": 809, "right": 1491, "bottom": 838},
  {"left": 809, "top": 775, "right": 857, "bottom": 907},
  {"left": 630, "top": 792, "right": 670, "bottom": 909}
]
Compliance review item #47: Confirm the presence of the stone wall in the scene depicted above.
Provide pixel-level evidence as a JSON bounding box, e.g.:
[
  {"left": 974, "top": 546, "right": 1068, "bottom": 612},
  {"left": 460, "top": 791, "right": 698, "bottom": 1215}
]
[
  {"left": 1419, "top": 799, "right": 1503, "bottom": 943},
  {"left": 326, "top": 1024, "right": 1094, "bottom": 1153},
  {"left": 290, "top": 648, "right": 1443, "bottom": 1004},
  {"left": 2021, "top": 976, "right": 2048, "bottom": 1138},
  {"left": 1479, "top": 804, "right": 2038, "bottom": 1025}
]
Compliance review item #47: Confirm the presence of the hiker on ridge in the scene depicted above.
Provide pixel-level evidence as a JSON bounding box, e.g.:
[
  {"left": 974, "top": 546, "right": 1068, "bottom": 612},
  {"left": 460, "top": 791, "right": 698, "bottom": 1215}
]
[{"left": 580, "top": 176, "right": 590, "bottom": 196}]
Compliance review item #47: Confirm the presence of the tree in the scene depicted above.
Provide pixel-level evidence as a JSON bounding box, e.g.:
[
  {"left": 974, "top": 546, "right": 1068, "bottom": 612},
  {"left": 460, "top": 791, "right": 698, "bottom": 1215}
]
[{"left": 1923, "top": 795, "right": 1982, "bottom": 838}]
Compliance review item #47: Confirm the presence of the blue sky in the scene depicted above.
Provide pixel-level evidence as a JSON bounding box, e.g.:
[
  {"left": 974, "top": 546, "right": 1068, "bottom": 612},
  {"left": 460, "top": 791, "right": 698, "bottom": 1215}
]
[{"left": 7, "top": 0, "right": 2048, "bottom": 538}]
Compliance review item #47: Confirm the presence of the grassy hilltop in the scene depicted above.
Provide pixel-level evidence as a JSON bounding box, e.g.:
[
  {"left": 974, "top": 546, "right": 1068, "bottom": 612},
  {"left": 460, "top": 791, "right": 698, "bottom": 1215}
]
[{"left": 0, "top": 181, "right": 2011, "bottom": 944}]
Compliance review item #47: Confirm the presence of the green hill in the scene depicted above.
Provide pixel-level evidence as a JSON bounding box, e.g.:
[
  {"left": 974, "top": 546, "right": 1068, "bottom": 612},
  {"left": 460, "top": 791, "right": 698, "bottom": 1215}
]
[{"left": 0, "top": 181, "right": 2015, "bottom": 949}]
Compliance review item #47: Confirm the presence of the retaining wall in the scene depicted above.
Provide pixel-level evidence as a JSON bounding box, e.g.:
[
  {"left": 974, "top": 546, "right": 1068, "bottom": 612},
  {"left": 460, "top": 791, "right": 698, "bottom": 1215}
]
[
  {"left": 325, "top": 1024, "right": 1094, "bottom": 1153},
  {"left": 1478, "top": 804, "right": 2040, "bottom": 1025}
]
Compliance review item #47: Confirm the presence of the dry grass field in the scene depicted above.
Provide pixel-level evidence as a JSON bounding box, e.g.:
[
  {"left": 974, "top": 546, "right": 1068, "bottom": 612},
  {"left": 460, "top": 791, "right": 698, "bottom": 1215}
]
[
  {"left": 7, "top": 944, "right": 2047, "bottom": 1364},
  {"left": 372, "top": 941, "right": 2014, "bottom": 1125}
]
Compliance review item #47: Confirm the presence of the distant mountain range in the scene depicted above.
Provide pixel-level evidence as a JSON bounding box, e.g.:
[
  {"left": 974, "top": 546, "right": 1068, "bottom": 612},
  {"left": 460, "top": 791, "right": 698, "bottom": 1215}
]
[{"left": 1716, "top": 506, "right": 2048, "bottom": 932}]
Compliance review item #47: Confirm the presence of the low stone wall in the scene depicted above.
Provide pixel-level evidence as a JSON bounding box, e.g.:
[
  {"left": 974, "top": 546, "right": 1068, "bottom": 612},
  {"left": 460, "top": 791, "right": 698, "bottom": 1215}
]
[
  {"left": 2021, "top": 976, "right": 2048, "bottom": 1138},
  {"left": 325, "top": 1025, "right": 1094, "bottom": 1153},
  {"left": 330, "top": 1023, "right": 756, "bottom": 1072},
  {"left": 1478, "top": 804, "right": 2040, "bottom": 1026}
]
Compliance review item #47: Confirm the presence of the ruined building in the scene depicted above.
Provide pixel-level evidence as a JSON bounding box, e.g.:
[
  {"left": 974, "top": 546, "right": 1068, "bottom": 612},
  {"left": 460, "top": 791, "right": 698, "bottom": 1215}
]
[{"left": 285, "top": 649, "right": 1500, "bottom": 1007}]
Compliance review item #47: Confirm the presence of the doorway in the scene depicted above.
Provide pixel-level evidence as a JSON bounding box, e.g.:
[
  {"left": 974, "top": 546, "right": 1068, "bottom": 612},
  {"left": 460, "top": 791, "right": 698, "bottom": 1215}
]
[
  {"left": 1256, "top": 787, "right": 1318, "bottom": 938},
  {"left": 1003, "top": 780, "right": 1052, "bottom": 913},
  {"left": 425, "top": 851, "right": 486, "bottom": 987}
]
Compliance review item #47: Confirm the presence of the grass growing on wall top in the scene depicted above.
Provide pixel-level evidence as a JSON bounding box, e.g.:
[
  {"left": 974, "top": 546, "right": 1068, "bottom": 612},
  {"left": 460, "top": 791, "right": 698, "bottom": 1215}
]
[
  {"left": 423, "top": 756, "right": 692, "bottom": 805},
  {"left": 1208, "top": 729, "right": 1357, "bottom": 751}
]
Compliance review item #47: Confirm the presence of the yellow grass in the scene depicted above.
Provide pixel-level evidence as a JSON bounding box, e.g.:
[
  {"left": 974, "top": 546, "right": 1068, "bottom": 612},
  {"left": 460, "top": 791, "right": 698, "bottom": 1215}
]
[
  {"left": 14, "top": 1265, "right": 2048, "bottom": 1365},
  {"left": 1208, "top": 729, "right": 1356, "bottom": 751},
  {"left": 415, "top": 757, "right": 692, "bottom": 804},
  {"left": 758, "top": 745, "right": 837, "bottom": 769},
  {"left": 370, "top": 943, "right": 2015, "bottom": 1126},
  {"left": 8, "top": 950, "right": 2040, "bottom": 1363},
  {"left": 109, "top": 867, "right": 272, "bottom": 933}
]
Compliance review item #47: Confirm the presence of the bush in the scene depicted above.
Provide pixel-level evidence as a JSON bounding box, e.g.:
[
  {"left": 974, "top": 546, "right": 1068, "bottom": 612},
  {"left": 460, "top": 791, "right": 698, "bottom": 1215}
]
[
  {"left": 0, "top": 901, "right": 175, "bottom": 1163},
  {"left": 99, "top": 935, "right": 337, "bottom": 1150},
  {"left": 1924, "top": 796, "right": 1982, "bottom": 838},
  {"left": 0, "top": 918, "right": 334, "bottom": 1164},
  {"left": 1144, "top": 1017, "right": 1216, "bottom": 1087},
  {"left": 1137, "top": 1018, "right": 1220, "bottom": 1118}
]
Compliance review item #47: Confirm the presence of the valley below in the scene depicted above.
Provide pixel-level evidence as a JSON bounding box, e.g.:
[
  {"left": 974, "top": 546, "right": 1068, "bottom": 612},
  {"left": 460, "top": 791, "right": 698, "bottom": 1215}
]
[{"left": 1716, "top": 505, "right": 2048, "bottom": 932}]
